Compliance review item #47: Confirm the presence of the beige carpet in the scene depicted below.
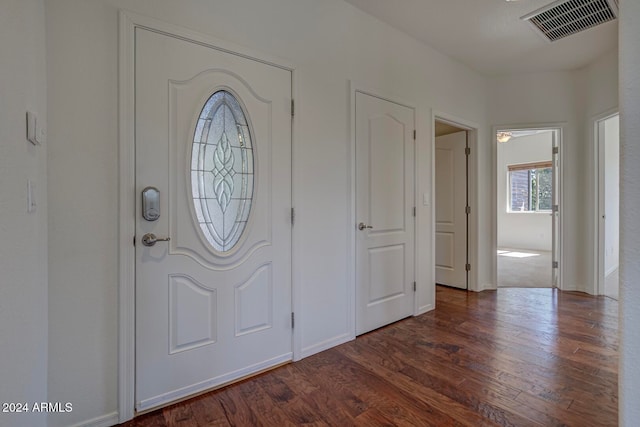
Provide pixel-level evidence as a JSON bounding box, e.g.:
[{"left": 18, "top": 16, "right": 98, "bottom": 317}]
[{"left": 497, "top": 248, "right": 553, "bottom": 288}]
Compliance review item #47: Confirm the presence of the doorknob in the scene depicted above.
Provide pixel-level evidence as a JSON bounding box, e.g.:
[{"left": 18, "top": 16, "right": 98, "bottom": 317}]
[
  {"left": 141, "top": 233, "right": 171, "bottom": 247},
  {"left": 358, "top": 222, "right": 373, "bottom": 231}
]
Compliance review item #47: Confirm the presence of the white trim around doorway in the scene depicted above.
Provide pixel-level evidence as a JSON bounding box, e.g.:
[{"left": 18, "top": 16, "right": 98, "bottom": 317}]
[
  {"left": 491, "top": 122, "right": 566, "bottom": 291},
  {"left": 432, "top": 111, "right": 480, "bottom": 293},
  {"left": 593, "top": 108, "right": 619, "bottom": 296}
]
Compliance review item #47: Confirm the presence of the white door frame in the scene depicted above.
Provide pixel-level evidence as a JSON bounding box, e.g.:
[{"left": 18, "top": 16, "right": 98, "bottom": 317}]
[
  {"left": 117, "top": 10, "right": 300, "bottom": 423},
  {"left": 593, "top": 109, "right": 619, "bottom": 295},
  {"left": 491, "top": 123, "right": 565, "bottom": 290},
  {"left": 432, "top": 112, "right": 479, "bottom": 292},
  {"left": 349, "top": 82, "right": 419, "bottom": 338}
]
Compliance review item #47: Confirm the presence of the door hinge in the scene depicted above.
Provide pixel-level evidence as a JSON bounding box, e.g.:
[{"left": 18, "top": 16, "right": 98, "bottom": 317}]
[
  {"left": 465, "top": 263, "right": 471, "bottom": 272},
  {"left": 553, "top": 146, "right": 559, "bottom": 154},
  {"left": 552, "top": 261, "right": 559, "bottom": 269},
  {"left": 465, "top": 147, "right": 471, "bottom": 156},
  {"left": 291, "top": 207, "right": 295, "bottom": 226},
  {"left": 465, "top": 206, "right": 471, "bottom": 215},
  {"left": 291, "top": 99, "right": 295, "bottom": 117},
  {"left": 133, "top": 236, "right": 136, "bottom": 246},
  {"left": 413, "top": 130, "right": 416, "bottom": 140},
  {"left": 552, "top": 204, "right": 559, "bottom": 213},
  {"left": 413, "top": 281, "right": 416, "bottom": 292},
  {"left": 291, "top": 312, "right": 295, "bottom": 329},
  {"left": 413, "top": 206, "right": 416, "bottom": 217}
]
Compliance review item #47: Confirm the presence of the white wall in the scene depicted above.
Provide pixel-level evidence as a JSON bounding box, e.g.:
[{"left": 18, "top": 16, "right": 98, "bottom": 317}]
[
  {"left": 45, "top": 0, "right": 488, "bottom": 424},
  {"left": 497, "top": 132, "right": 553, "bottom": 251},
  {"left": 576, "top": 49, "right": 619, "bottom": 294},
  {"left": 0, "top": 1, "right": 48, "bottom": 427},
  {"left": 488, "top": 71, "right": 585, "bottom": 290},
  {"left": 619, "top": 0, "right": 640, "bottom": 423},
  {"left": 579, "top": 50, "right": 619, "bottom": 119},
  {"left": 604, "top": 115, "right": 619, "bottom": 275},
  {"left": 489, "top": 44, "right": 618, "bottom": 293}
]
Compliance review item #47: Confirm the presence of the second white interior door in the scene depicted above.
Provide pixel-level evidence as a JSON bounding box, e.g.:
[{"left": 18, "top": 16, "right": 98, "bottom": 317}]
[
  {"left": 435, "top": 131, "right": 467, "bottom": 289},
  {"left": 355, "top": 91, "right": 415, "bottom": 335}
]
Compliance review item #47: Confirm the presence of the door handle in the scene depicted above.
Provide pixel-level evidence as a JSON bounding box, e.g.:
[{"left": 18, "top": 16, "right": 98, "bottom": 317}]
[
  {"left": 141, "top": 233, "right": 171, "bottom": 247},
  {"left": 358, "top": 222, "right": 373, "bottom": 231}
]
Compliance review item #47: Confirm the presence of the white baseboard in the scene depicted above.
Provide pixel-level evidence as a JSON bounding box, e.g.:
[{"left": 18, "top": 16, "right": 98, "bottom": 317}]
[
  {"left": 416, "top": 303, "right": 434, "bottom": 315},
  {"left": 474, "top": 283, "right": 497, "bottom": 292},
  {"left": 605, "top": 265, "right": 619, "bottom": 278},
  {"left": 67, "top": 411, "right": 119, "bottom": 427},
  {"left": 300, "top": 332, "right": 353, "bottom": 359}
]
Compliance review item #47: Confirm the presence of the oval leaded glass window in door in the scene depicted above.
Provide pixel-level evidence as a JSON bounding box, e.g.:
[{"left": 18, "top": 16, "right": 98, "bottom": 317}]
[{"left": 191, "top": 90, "right": 254, "bottom": 253}]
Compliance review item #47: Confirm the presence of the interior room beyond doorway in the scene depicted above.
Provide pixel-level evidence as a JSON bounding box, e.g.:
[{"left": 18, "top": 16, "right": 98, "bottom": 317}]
[{"left": 496, "top": 129, "right": 558, "bottom": 289}]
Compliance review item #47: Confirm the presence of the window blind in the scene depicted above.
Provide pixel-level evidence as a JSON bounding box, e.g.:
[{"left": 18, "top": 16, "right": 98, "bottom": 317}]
[{"left": 508, "top": 161, "right": 552, "bottom": 172}]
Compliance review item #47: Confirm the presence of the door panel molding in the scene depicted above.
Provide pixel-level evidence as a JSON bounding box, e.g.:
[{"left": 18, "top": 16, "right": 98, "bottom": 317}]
[
  {"left": 118, "top": 10, "right": 298, "bottom": 423},
  {"left": 168, "top": 274, "right": 218, "bottom": 354},
  {"left": 234, "top": 263, "right": 273, "bottom": 336}
]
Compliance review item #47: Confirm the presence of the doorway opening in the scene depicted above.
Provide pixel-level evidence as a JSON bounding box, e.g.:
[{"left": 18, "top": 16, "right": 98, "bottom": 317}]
[
  {"left": 495, "top": 127, "right": 561, "bottom": 289},
  {"left": 596, "top": 113, "right": 619, "bottom": 299},
  {"left": 434, "top": 120, "right": 469, "bottom": 290}
]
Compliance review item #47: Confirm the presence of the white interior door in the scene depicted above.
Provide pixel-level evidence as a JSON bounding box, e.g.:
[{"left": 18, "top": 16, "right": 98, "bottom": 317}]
[
  {"left": 597, "top": 115, "right": 620, "bottom": 298},
  {"left": 135, "top": 28, "right": 292, "bottom": 411},
  {"left": 355, "top": 91, "right": 415, "bottom": 335},
  {"left": 435, "top": 131, "right": 467, "bottom": 289},
  {"left": 552, "top": 131, "right": 560, "bottom": 288}
]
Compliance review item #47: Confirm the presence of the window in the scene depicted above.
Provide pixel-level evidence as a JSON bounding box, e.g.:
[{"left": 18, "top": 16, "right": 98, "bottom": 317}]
[
  {"left": 508, "top": 161, "right": 552, "bottom": 212},
  {"left": 191, "top": 90, "right": 254, "bottom": 253}
]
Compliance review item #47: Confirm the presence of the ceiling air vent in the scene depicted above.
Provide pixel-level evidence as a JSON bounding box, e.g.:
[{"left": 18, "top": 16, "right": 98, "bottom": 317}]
[{"left": 521, "top": 0, "right": 618, "bottom": 42}]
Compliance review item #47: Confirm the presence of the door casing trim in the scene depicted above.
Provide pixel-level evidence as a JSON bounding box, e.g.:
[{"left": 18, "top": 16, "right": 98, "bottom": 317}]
[
  {"left": 593, "top": 108, "right": 619, "bottom": 296},
  {"left": 491, "top": 122, "right": 566, "bottom": 291},
  {"left": 118, "top": 10, "right": 299, "bottom": 423},
  {"left": 432, "top": 112, "right": 480, "bottom": 294}
]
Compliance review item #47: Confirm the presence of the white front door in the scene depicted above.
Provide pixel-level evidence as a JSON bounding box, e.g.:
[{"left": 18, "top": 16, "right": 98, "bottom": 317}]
[
  {"left": 435, "top": 131, "right": 467, "bottom": 289},
  {"left": 135, "top": 28, "right": 292, "bottom": 411},
  {"left": 355, "top": 91, "right": 415, "bottom": 335}
]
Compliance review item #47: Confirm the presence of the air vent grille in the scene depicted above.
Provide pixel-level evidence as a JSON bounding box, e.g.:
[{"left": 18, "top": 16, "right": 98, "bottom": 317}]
[{"left": 523, "top": 0, "right": 618, "bottom": 42}]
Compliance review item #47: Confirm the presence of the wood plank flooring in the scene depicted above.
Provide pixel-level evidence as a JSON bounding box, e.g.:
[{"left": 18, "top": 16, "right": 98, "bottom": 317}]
[{"left": 120, "top": 286, "right": 618, "bottom": 426}]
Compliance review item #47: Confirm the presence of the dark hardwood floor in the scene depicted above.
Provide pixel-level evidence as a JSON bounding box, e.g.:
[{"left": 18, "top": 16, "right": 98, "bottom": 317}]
[{"left": 120, "top": 286, "right": 618, "bottom": 426}]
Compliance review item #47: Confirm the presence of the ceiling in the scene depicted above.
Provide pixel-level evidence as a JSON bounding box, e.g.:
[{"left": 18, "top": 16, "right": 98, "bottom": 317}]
[
  {"left": 435, "top": 121, "right": 464, "bottom": 137},
  {"left": 343, "top": 0, "right": 618, "bottom": 76}
]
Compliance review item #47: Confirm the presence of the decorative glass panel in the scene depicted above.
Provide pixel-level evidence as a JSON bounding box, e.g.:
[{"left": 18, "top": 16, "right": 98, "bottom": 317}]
[{"left": 191, "top": 90, "right": 254, "bottom": 252}]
